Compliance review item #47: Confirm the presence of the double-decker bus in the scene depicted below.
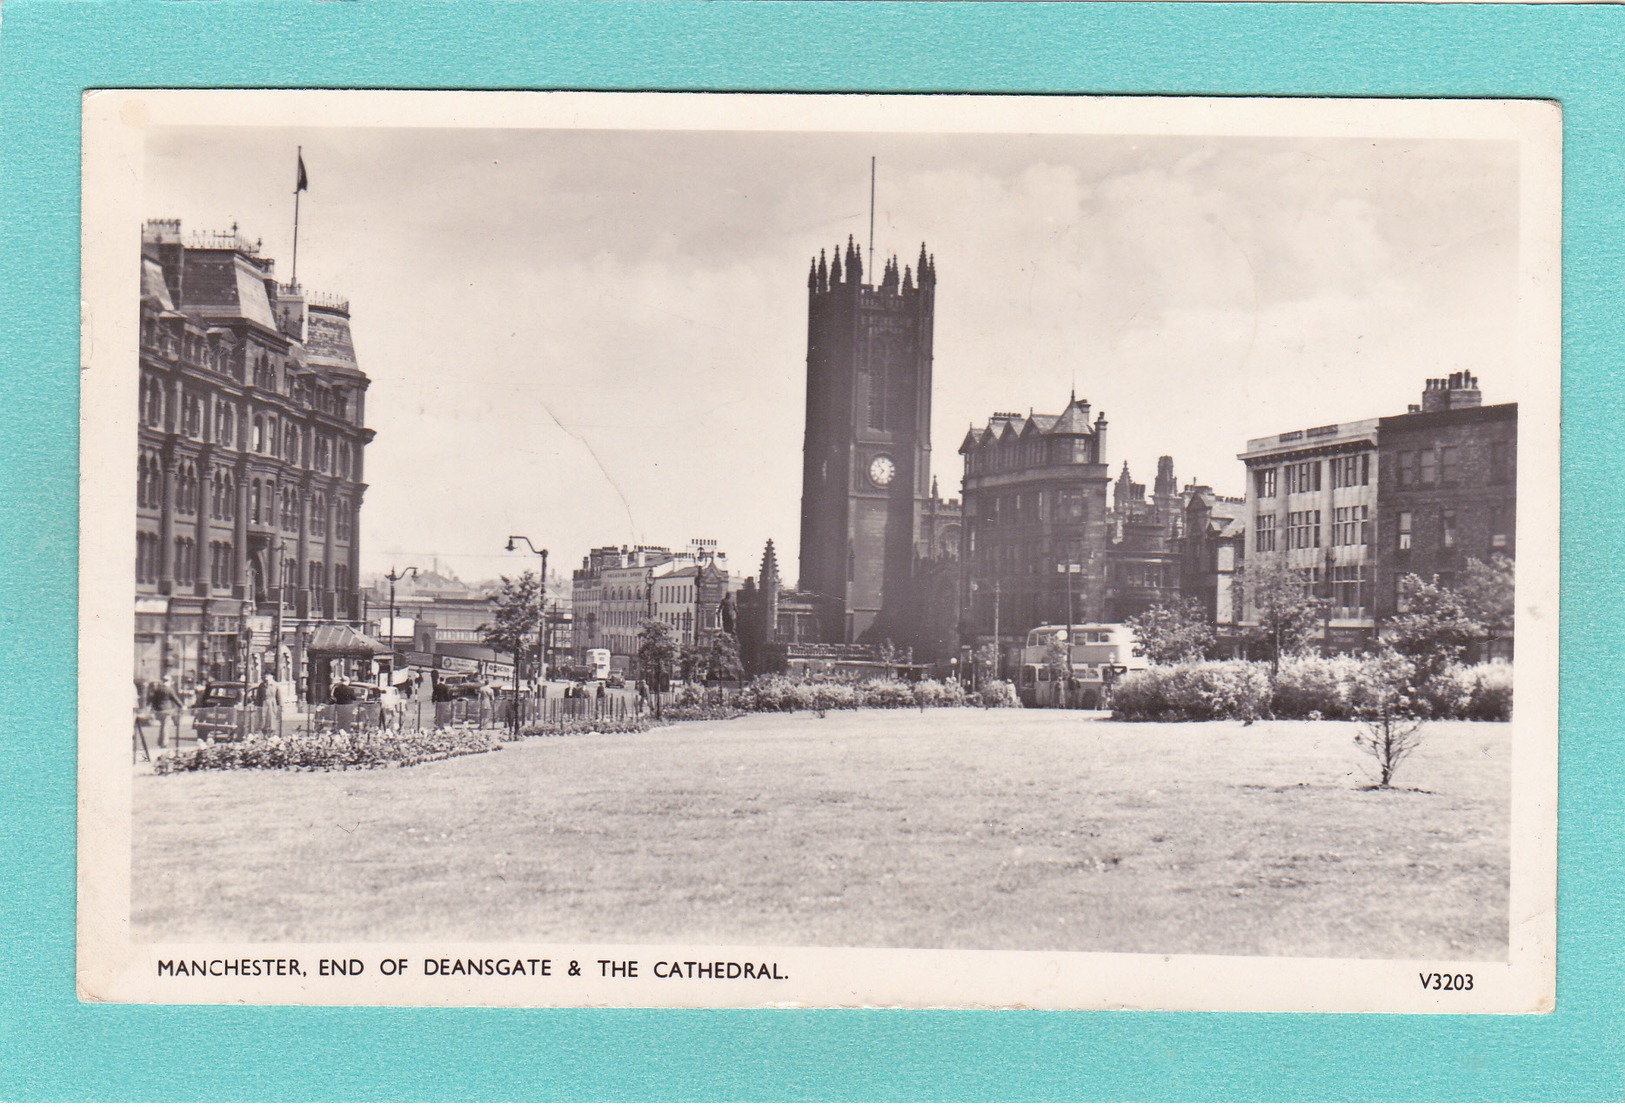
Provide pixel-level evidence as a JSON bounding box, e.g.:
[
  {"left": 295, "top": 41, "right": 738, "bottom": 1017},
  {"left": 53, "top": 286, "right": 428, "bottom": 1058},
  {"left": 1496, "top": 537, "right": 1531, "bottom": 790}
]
[
  {"left": 1014, "top": 623, "right": 1146, "bottom": 708},
  {"left": 585, "top": 648, "right": 612, "bottom": 681}
]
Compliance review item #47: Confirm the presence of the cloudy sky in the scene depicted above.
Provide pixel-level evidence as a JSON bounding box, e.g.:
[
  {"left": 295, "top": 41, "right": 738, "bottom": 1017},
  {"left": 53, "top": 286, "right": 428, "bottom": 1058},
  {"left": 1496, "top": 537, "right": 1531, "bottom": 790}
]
[{"left": 144, "top": 120, "right": 1521, "bottom": 585}]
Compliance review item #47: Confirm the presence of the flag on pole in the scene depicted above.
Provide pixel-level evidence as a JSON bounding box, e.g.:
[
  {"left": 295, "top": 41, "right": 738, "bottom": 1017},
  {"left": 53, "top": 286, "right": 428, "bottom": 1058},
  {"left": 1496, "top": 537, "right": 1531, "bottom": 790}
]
[{"left": 295, "top": 152, "right": 309, "bottom": 193}]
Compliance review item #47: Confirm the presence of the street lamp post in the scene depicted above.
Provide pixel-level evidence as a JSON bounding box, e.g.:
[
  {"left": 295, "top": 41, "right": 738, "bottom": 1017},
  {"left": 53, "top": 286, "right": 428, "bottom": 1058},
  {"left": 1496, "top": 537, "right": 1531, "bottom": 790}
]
[
  {"left": 383, "top": 566, "right": 419, "bottom": 681},
  {"left": 505, "top": 536, "right": 549, "bottom": 723}
]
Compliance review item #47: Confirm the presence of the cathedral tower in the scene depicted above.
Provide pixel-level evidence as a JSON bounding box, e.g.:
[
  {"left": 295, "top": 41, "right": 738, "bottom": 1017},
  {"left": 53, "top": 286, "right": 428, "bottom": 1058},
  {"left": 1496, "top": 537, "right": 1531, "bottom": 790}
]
[{"left": 798, "top": 237, "right": 937, "bottom": 644}]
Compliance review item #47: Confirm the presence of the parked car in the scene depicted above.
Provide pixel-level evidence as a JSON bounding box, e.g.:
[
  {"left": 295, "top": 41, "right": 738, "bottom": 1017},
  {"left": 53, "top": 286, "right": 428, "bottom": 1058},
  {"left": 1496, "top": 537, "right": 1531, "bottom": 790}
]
[
  {"left": 605, "top": 673, "right": 626, "bottom": 689},
  {"left": 193, "top": 681, "right": 248, "bottom": 743}
]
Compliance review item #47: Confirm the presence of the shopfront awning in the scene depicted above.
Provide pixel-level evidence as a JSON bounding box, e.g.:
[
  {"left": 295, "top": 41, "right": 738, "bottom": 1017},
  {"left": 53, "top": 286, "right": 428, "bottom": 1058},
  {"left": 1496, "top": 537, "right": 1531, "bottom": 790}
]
[{"left": 306, "top": 623, "right": 391, "bottom": 658}]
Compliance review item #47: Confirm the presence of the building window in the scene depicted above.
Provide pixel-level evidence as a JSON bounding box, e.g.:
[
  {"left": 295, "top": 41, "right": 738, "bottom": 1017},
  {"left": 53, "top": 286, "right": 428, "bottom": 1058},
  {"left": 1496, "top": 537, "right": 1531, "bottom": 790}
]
[
  {"left": 141, "top": 377, "right": 164, "bottom": 429},
  {"left": 335, "top": 565, "right": 350, "bottom": 594},
  {"left": 1442, "top": 509, "right": 1457, "bottom": 549},
  {"left": 1333, "top": 505, "right": 1368, "bottom": 546},
  {"left": 1255, "top": 514, "right": 1276, "bottom": 553},
  {"left": 181, "top": 393, "right": 204, "bottom": 439},
  {"left": 280, "top": 486, "right": 300, "bottom": 532},
  {"left": 1489, "top": 504, "right": 1510, "bottom": 549},
  {"left": 310, "top": 492, "right": 328, "bottom": 538},
  {"left": 309, "top": 561, "right": 327, "bottom": 591},
  {"left": 137, "top": 453, "right": 162, "bottom": 510},
  {"left": 173, "top": 537, "right": 196, "bottom": 585},
  {"left": 1332, "top": 565, "right": 1365, "bottom": 615},
  {"left": 1439, "top": 446, "right": 1458, "bottom": 485},
  {"left": 1284, "top": 461, "right": 1321, "bottom": 495},
  {"left": 136, "top": 531, "right": 160, "bottom": 585},
  {"left": 1254, "top": 468, "right": 1277, "bottom": 498},
  {"left": 1397, "top": 510, "right": 1412, "bottom": 550},
  {"left": 1286, "top": 509, "right": 1321, "bottom": 550},
  {"left": 1420, "top": 448, "right": 1439, "bottom": 485},
  {"left": 1490, "top": 441, "right": 1512, "bottom": 484},
  {"left": 1330, "top": 454, "right": 1370, "bottom": 489},
  {"left": 210, "top": 541, "right": 234, "bottom": 588},
  {"left": 176, "top": 462, "right": 199, "bottom": 516}
]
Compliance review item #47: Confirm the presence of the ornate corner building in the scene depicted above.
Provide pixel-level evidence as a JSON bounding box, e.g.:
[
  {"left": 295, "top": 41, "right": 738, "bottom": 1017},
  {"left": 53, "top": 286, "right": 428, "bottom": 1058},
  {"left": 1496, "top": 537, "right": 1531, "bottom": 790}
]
[{"left": 135, "top": 219, "right": 374, "bottom": 688}]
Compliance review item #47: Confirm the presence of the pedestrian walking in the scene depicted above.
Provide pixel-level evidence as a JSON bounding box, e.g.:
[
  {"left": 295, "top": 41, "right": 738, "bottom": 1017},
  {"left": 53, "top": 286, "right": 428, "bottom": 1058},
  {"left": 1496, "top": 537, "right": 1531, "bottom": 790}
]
[
  {"left": 379, "top": 681, "right": 403, "bottom": 732},
  {"left": 148, "top": 675, "right": 183, "bottom": 749}
]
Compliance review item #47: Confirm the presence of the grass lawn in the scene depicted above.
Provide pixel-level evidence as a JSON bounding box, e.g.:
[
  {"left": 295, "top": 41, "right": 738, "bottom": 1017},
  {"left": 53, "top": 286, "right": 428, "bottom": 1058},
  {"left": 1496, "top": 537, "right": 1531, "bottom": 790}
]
[{"left": 132, "top": 709, "right": 1510, "bottom": 959}]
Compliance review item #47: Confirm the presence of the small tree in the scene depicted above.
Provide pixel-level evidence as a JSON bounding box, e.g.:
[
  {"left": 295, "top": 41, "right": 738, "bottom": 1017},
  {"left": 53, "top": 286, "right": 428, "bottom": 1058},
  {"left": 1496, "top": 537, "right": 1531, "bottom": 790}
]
[
  {"left": 1237, "top": 554, "right": 1325, "bottom": 675},
  {"left": 1458, "top": 554, "right": 1515, "bottom": 658},
  {"left": 479, "top": 572, "right": 544, "bottom": 684},
  {"left": 677, "top": 641, "right": 707, "bottom": 684},
  {"left": 705, "top": 632, "right": 745, "bottom": 682},
  {"left": 1346, "top": 649, "right": 1425, "bottom": 788},
  {"left": 1125, "top": 598, "right": 1216, "bottom": 664},
  {"left": 637, "top": 618, "right": 681, "bottom": 693},
  {"left": 1382, "top": 573, "right": 1485, "bottom": 686}
]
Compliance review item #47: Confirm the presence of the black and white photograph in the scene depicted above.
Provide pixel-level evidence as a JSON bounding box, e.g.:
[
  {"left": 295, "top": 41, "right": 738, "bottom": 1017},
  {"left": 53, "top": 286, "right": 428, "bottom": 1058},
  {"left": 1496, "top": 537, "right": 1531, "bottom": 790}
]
[{"left": 78, "top": 91, "right": 1559, "bottom": 1010}]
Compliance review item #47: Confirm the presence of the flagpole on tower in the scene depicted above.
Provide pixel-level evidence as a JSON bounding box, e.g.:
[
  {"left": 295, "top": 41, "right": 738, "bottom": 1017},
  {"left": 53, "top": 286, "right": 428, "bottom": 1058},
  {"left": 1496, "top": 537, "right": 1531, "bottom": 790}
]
[
  {"left": 292, "top": 146, "right": 307, "bottom": 287},
  {"left": 868, "top": 156, "right": 876, "bottom": 281}
]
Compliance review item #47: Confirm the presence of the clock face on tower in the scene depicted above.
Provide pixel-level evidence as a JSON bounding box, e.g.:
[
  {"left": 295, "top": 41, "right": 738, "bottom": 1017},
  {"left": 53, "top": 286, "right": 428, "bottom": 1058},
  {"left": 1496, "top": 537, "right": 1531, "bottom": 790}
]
[{"left": 868, "top": 454, "right": 897, "bottom": 488}]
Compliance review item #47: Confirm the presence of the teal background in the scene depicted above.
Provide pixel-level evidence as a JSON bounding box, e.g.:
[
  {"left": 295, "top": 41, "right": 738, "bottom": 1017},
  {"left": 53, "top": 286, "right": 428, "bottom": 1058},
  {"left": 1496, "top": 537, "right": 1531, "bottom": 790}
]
[{"left": 1, "top": 0, "right": 1620, "bottom": 1099}]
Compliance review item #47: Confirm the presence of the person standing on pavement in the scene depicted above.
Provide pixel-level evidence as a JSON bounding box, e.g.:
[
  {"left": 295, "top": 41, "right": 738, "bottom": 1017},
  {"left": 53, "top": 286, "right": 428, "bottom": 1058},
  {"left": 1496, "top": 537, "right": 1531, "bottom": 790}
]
[{"left": 148, "top": 675, "right": 183, "bottom": 749}]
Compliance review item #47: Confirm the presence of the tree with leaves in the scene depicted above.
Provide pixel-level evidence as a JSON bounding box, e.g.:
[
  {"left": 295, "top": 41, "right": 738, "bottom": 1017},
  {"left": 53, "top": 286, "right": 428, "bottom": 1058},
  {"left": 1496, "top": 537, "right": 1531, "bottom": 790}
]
[
  {"left": 1237, "top": 553, "right": 1325, "bottom": 675},
  {"left": 1381, "top": 572, "right": 1486, "bottom": 686},
  {"left": 1458, "top": 554, "right": 1515, "bottom": 657},
  {"left": 705, "top": 631, "right": 746, "bottom": 682},
  {"left": 677, "top": 641, "right": 707, "bottom": 684},
  {"left": 479, "top": 571, "right": 544, "bottom": 685},
  {"left": 973, "top": 642, "right": 1001, "bottom": 687},
  {"left": 1125, "top": 597, "right": 1217, "bottom": 664},
  {"left": 637, "top": 618, "right": 681, "bottom": 693}
]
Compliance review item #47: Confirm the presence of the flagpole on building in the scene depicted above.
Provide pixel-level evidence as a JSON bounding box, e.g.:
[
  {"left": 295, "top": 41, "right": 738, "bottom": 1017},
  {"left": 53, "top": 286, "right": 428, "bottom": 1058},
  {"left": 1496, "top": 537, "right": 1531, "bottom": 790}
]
[{"left": 292, "top": 146, "right": 305, "bottom": 287}]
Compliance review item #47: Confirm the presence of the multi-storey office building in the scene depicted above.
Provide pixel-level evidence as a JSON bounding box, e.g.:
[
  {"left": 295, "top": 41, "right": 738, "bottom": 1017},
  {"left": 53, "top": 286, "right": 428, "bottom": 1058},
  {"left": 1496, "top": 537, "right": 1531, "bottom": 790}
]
[
  {"left": 1375, "top": 373, "right": 1516, "bottom": 655},
  {"left": 1238, "top": 417, "right": 1380, "bottom": 651},
  {"left": 135, "top": 220, "right": 374, "bottom": 690}
]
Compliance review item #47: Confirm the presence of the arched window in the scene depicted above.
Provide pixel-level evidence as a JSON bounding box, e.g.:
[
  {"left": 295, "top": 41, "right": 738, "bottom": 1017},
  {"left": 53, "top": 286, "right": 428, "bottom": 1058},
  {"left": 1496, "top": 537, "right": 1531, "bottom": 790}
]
[
  {"left": 250, "top": 479, "right": 262, "bottom": 525},
  {"left": 141, "top": 377, "right": 164, "bottom": 429},
  {"left": 220, "top": 472, "right": 235, "bottom": 521},
  {"left": 253, "top": 417, "right": 266, "bottom": 453}
]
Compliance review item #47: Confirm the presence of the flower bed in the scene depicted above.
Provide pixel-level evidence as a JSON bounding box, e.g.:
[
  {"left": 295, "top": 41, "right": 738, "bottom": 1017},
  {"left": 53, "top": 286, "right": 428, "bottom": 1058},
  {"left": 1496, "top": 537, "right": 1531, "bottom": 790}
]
[{"left": 153, "top": 728, "right": 505, "bottom": 774}]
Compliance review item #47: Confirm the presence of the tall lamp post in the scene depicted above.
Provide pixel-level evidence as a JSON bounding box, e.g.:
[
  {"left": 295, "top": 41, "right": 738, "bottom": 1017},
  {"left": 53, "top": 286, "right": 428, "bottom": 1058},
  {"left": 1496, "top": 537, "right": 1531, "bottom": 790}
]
[
  {"left": 505, "top": 535, "right": 549, "bottom": 705},
  {"left": 383, "top": 566, "right": 419, "bottom": 681}
]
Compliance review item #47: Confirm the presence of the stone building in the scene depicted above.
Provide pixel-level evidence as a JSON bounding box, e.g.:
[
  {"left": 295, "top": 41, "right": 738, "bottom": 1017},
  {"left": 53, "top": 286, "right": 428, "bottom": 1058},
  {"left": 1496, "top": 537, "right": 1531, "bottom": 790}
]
[
  {"left": 1181, "top": 486, "right": 1247, "bottom": 636},
  {"left": 1237, "top": 416, "right": 1381, "bottom": 652},
  {"left": 1105, "top": 456, "right": 1186, "bottom": 621},
  {"left": 796, "top": 237, "right": 960, "bottom": 653},
  {"left": 570, "top": 542, "right": 734, "bottom": 672},
  {"left": 957, "top": 396, "right": 1114, "bottom": 656},
  {"left": 135, "top": 219, "right": 373, "bottom": 691},
  {"left": 1375, "top": 373, "right": 1516, "bottom": 650}
]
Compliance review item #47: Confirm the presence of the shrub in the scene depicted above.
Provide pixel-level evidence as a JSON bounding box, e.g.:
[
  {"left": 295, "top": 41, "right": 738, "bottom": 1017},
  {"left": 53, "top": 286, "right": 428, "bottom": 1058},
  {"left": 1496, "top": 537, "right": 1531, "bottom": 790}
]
[
  {"left": 975, "top": 679, "right": 1022, "bottom": 709},
  {"left": 1110, "top": 661, "right": 1271, "bottom": 721},
  {"left": 857, "top": 678, "right": 916, "bottom": 709},
  {"left": 1456, "top": 661, "right": 1514, "bottom": 721},
  {"left": 155, "top": 728, "right": 504, "bottom": 773},
  {"left": 909, "top": 678, "right": 969, "bottom": 708},
  {"left": 1271, "top": 653, "right": 1363, "bottom": 720}
]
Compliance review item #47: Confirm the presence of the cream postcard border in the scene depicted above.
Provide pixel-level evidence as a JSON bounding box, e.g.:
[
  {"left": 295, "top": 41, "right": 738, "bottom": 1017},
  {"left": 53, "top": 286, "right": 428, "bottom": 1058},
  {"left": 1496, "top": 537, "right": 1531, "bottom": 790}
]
[{"left": 78, "top": 90, "right": 1560, "bottom": 1011}]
